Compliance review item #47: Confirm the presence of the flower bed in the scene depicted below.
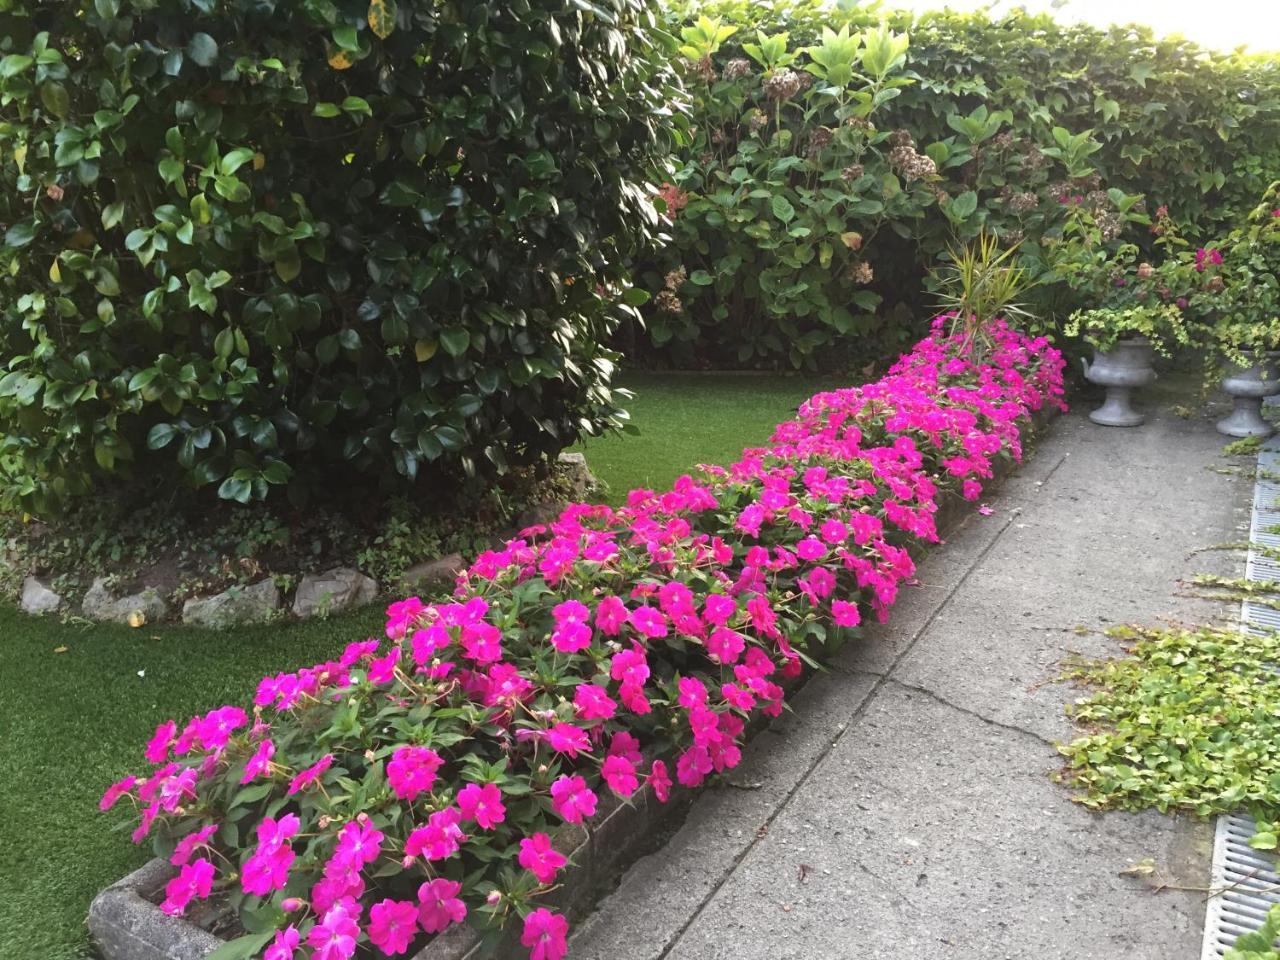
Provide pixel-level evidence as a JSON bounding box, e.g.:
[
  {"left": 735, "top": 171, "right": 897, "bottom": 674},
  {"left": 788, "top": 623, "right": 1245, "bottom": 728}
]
[{"left": 93, "top": 319, "right": 1065, "bottom": 960}]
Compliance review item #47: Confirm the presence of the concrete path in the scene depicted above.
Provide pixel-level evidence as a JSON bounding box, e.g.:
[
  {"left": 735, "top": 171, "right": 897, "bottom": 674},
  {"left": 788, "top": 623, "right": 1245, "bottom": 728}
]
[{"left": 571, "top": 392, "right": 1253, "bottom": 960}]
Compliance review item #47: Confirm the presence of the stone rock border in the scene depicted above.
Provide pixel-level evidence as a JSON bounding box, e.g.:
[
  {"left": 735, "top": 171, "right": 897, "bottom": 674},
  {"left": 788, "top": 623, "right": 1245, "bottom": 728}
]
[
  {"left": 13, "top": 453, "right": 598, "bottom": 628},
  {"left": 85, "top": 414, "right": 1052, "bottom": 959}
]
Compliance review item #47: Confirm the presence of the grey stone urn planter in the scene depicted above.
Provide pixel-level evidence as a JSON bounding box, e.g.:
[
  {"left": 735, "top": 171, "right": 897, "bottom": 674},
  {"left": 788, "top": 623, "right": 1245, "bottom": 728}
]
[
  {"left": 1216, "top": 353, "right": 1280, "bottom": 438},
  {"left": 1082, "top": 337, "right": 1156, "bottom": 427}
]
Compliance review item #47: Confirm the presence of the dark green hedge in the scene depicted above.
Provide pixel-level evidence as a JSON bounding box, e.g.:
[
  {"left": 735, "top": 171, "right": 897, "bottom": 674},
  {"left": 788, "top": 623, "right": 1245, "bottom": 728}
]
[
  {"left": 0, "top": 0, "right": 679, "bottom": 512},
  {"left": 633, "top": 0, "right": 1280, "bottom": 369}
]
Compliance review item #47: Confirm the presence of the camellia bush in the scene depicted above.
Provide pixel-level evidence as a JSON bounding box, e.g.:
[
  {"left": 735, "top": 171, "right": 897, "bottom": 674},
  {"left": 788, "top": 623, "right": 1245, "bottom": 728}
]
[
  {"left": 101, "top": 319, "right": 1066, "bottom": 959},
  {"left": 0, "top": 0, "right": 679, "bottom": 513}
]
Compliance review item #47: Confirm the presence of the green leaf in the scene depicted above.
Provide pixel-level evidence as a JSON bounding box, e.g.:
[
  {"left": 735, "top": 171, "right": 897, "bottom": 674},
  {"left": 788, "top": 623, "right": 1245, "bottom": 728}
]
[
  {"left": 4, "top": 222, "right": 37, "bottom": 248},
  {"left": 312, "top": 102, "right": 341, "bottom": 119},
  {"left": 0, "top": 54, "right": 34, "bottom": 79},
  {"left": 770, "top": 194, "right": 796, "bottom": 223},
  {"left": 187, "top": 33, "right": 219, "bottom": 68},
  {"left": 40, "top": 81, "right": 71, "bottom": 118},
  {"left": 220, "top": 148, "right": 256, "bottom": 175},
  {"left": 206, "top": 932, "right": 274, "bottom": 960},
  {"left": 147, "top": 423, "right": 178, "bottom": 449},
  {"left": 440, "top": 328, "right": 470, "bottom": 357}
]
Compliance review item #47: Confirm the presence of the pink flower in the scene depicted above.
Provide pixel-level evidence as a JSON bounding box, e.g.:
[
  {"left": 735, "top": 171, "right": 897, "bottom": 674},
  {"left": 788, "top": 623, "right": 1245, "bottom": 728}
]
[
  {"left": 195, "top": 705, "right": 247, "bottom": 752},
  {"left": 629, "top": 605, "right": 668, "bottom": 638},
  {"left": 702, "top": 593, "right": 736, "bottom": 626},
  {"left": 241, "top": 738, "right": 275, "bottom": 784},
  {"left": 820, "top": 518, "right": 848, "bottom": 543},
  {"left": 550, "top": 599, "right": 593, "bottom": 653},
  {"left": 368, "top": 898, "right": 419, "bottom": 956},
  {"left": 795, "top": 536, "right": 827, "bottom": 561},
  {"left": 241, "top": 814, "right": 299, "bottom": 896},
  {"left": 602, "top": 754, "right": 639, "bottom": 797},
  {"left": 460, "top": 621, "right": 503, "bottom": 664},
  {"left": 457, "top": 782, "right": 506, "bottom": 829},
  {"left": 610, "top": 643, "right": 650, "bottom": 686},
  {"left": 404, "top": 806, "right": 464, "bottom": 861},
  {"left": 287, "top": 754, "right": 333, "bottom": 795},
  {"left": 100, "top": 775, "right": 136, "bottom": 811},
  {"left": 518, "top": 832, "right": 567, "bottom": 884},
  {"left": 546, "top": 722, "right": 591, "bottom": 758},
  {"left": 609, "top": 731, "right": 643, "bottom": 765},
  {"left": 961, "top": 478, "right": 982, "bottom": 500},
  {"left": 387, "top": 746, "right": 443, "bottom": 801},
  {"left": 649, "top": 760, "right": 672, "bottom": 803},
  {"left": 521, "top": 909, "right": 569, "bottom": 960},
  {"left": 159, "top": 857, "right": 214, "bottom": 916},
  {"left": 367, "top": 647, "right": 400, "bottom": 685},
  {"left": 331, "top": 818, "right": 384, "bottom": 872},
  {"left": 978, "top": 504, "right": 994, "bottom": 516},
  {"left": 410, "top": 623, "right": 451, "bottom": 665},
  {"left": 171, "top": 824, "right": 218, "bottom": 866},
  {"left": 595, "top": 594, "right": 628, "bottom": 635},
  {"left": 706, "top": 627, "right": 745, "bottom": 665},
  {"left": 418, "top": 878, "right": 467, "bottom": 934},
  {"left": 308, "top": 898, "right": 362, "bottom": 960},
  {"left": 145, "top": 720, "right": 177, "bottom": 764},
  {"left": 386, "top": 597, "right": 425, "bottom": 639},
  {"left": 573, "top": 683, "right": 616, "bottom": 721},
  {"left": 264, "top": 925, "right": 300, "bottom": 960},
  {"left": 831, "top": 600, "right": 861, "bottom": 627},
  {"left": 550, "top": 774, "right": 598, "bottom": 824}
]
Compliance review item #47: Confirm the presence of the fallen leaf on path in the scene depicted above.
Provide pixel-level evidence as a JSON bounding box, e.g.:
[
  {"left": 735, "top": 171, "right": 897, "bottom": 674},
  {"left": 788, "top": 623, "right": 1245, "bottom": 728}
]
[{"left": 1119, "top": 858, "right": 1157, "bottom": 878}]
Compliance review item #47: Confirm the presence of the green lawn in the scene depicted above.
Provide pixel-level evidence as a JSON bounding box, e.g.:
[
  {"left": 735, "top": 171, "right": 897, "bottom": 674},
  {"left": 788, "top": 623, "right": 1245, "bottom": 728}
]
[
  {"left": 578, "top": 372, "right": 845, "bottom": 503},
  {"left": 0, "top": 372, "right": 843, "bottom": 959}
]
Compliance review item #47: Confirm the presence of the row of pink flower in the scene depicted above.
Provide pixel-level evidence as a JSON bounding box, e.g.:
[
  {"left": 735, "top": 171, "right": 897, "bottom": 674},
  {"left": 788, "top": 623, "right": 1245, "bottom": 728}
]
[{"left": 100, "top": 318, "right": 1065, "bottom": 960}]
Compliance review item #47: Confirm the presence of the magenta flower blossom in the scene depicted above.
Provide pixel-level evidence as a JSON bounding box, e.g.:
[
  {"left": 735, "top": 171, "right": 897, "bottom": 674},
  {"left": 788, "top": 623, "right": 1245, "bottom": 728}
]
[
  {"left": 145, "top": 720, "right": 178, "bottom": 764},
  {"left": 649, "top": 760, "right": 672, "bottom": 803},
  {"left": 573, "top": 683, "right": 616, "bottom": 721},
  {"left": 241, "top": 738, "right": 275, "bottom": 784},
  {"left": 518, "top": 832, "right": 567, "bottom": 884},
  {"left": 195, "top": 705, "right": 247, "bottom": 752},
  {"left": 308, "top": 898, "right": 362, "bottom": 960},
  {"left": 287, "top": 753, "right": 334, "bottom": 795},
  {"left": 522, "top": 908, "right": 569, "bottom": 960},
  {"left": 386, "top": 745, "right": 443, "bottom": 801},
  {"left": 404, "top": 806, "right": 464, "bottom": 861},
  {"left": 159, "top": 857, "right": 214, "bottom": 916},
  {"left": 546, "top": 722, "right": 592, "bottom": 758},
  {"left": 368, "top": 898, "right": 419, "bottom": 956},
  {"left": 241, "top": 814, "right": 299, "bottom": 896},
  {"left": 609, "top": 731, "right": 643, "bottom": 765},
  {"left": 831, "top": 600, "right": 861, "bottom": 627},
  {"left": 171, "top": 824, "right": 218, "bottom": 866},
  {"left": 385, "top": 597, "right": 425, "bottom": 639},
  {"left": 706, "top": 626, "right": 746, "bottom": 665},
  {"left": 610, "top": 643, "right": 650, "bottom": 686},
  {"left": 550, "top": 774, "right": 598, "bottom": 824},
  {"left": 457, "top": 782, "right": 506, "bottom": 829},
  {"left": 264, "top": 925, "right": 300, "bottom": 960},
  {"left": 602, "top": 754, "right": 639, "bottom": 796},
  {"left": 628, "top": 605, "right": 668, "bottom": 638},
  {"left": 367, "top": 647, "right": 400, "bottom": 685},
  {"left": 331, "top": 818, "right": 384, "bottom": 872},
  {"left": 418, "top": 878, "right": 467, "bottom": 933},
  {"left": 99, "top": 775, "right": 136, "bottom": 811},
  {"left": 595, "top": 594, "right": 628, "bottom": 635}
]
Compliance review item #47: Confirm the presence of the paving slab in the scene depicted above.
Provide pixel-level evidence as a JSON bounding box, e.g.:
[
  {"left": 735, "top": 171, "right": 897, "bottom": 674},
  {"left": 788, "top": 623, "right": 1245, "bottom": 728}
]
[{"left": 570, "top": 397, "right": 1250, "bottom": 960}]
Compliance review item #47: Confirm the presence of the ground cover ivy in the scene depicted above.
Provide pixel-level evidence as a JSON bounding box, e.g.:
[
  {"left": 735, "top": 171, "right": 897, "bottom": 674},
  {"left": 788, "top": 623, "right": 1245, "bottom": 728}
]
[
  {"left": 100, "top": 320, "right": 1066, "bottom": 959},
  {"left": 0, "top": 0, "right": 679, "bottom": 514}
]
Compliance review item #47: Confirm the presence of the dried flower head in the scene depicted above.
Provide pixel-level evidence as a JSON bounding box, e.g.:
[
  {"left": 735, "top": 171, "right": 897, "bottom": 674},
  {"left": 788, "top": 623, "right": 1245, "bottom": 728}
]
[
  {"left": 762, "top": 69, "right": 803, "bottom": 102},
  {"left": 723, "top": 58, "right": 751, "bottom": 81},
  {"left": 849, "top": 261, "right": 874, "bottom": 284}
]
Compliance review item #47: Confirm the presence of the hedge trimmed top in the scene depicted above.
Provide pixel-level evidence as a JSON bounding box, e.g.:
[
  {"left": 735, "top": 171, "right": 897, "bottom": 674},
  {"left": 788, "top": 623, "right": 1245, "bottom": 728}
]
[{"left": 0, "top": 0, "right": 679, "bottom": 512}]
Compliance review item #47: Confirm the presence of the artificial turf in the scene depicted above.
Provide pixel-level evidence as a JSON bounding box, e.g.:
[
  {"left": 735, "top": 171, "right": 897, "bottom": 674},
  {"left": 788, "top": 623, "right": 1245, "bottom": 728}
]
[{"left": 0, "top": 372, "right": 844, "bottom": 959}]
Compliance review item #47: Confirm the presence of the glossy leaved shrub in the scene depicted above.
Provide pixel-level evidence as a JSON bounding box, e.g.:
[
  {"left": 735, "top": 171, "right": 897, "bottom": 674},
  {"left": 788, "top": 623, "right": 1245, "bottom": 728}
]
[{"left": 0, "top": 0, "right": 679, "bottom": 512}]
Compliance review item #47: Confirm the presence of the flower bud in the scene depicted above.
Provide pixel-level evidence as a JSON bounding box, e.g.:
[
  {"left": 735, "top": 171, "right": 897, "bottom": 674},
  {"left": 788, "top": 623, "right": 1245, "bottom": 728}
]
[
  {"left": 486, "top": 890, "right": 502, "bottom": 905},
  {"left": 281, "top": 898, "right": 304, "bottom": 912}
]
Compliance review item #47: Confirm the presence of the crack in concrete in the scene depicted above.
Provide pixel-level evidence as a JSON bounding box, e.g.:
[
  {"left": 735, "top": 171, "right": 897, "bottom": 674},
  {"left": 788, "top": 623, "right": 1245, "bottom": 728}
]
[
  {"left": 880, "top": 677, "right": 1061, "bottom": 749},
  {"left": 657, "top": 449, "right": 1075, "bottom": 957}
]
